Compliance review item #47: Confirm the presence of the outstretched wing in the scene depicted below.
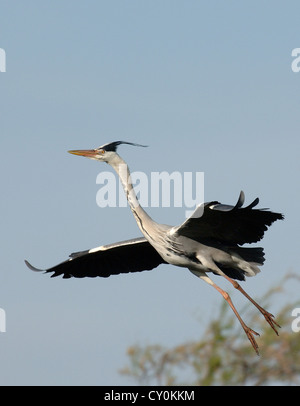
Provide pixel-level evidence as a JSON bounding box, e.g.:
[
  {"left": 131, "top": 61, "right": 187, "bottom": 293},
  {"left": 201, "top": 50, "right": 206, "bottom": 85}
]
[
  {"left": 173, "top": 191, "right": 284, "bottom": 245},
  {"left": 25, "top": 237, "right": 166, "bottom": 279}
]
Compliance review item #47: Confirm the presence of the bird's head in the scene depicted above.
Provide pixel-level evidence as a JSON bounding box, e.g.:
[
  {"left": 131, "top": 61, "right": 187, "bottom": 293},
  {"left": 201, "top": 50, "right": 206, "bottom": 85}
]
[{"left": 68, "top": 141, "right": 147, "bottom": 163}]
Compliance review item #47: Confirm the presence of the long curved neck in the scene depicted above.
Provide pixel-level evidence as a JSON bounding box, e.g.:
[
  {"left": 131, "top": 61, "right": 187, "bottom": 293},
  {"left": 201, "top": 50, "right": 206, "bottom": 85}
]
[{"left": 109, "top": 154, "right": 157, "bottom": 239}]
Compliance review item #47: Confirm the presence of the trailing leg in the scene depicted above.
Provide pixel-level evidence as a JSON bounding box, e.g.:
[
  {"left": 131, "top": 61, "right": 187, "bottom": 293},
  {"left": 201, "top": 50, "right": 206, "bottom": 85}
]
[
  {"left": 191, "top": 270, "right": 260, "bottom": 355},
  {"left": 221, "top": 274, "right": 281, "bottom": 335}
]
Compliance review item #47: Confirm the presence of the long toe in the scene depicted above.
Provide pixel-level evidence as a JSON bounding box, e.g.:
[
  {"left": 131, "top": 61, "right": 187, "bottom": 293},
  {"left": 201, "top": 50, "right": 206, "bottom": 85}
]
[
  {"left": 244, "top": 326, "right": 260, "bottom": 356},
  {"left": 262, "top": 310, "right": 281, "bottom": 335}
]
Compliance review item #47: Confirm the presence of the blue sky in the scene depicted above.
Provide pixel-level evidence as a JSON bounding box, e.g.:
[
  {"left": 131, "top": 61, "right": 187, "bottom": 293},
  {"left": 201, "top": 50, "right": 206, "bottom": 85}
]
[{"left": 1, "top": 1, "right": 300, "bottom": 385}]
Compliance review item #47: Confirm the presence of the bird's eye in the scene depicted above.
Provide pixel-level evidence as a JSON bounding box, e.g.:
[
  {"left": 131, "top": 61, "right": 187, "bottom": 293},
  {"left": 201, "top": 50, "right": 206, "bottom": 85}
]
[{"left": 99, "top": 149, "right": 105, "bottom": 154}]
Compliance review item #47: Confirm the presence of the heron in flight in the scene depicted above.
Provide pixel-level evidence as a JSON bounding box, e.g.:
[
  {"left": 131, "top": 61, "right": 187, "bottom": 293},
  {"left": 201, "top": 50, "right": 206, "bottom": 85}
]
[{"left": 25, "top": 141, "right": 283, "bottom": 354}]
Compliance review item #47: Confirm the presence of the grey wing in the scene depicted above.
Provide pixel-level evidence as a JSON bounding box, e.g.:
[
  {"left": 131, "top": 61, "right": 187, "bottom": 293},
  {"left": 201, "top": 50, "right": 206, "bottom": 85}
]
[
  {"left": 25, "top": 237, "right": 166, "bottom": 279},
  {"left": 173, "top": 191, "right": 284, "bottom": 245}
]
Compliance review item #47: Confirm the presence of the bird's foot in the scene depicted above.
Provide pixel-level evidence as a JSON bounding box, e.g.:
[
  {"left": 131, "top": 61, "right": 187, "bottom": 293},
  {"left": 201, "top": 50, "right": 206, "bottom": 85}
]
[
  {"left": 261, "top": 310, "right": 281, "bottom": 336},
  {"left": 244, "top": 326, "right": 260, "bottom": 356}
]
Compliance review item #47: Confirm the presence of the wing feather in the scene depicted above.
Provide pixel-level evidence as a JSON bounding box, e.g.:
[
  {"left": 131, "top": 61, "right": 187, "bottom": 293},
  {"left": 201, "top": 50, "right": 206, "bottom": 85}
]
[
  {"left": 174, "top": 191, "right": 284, "bottom": 245},
  {"left": 25, "top": 237, "right": 166, "bottom": 279}
]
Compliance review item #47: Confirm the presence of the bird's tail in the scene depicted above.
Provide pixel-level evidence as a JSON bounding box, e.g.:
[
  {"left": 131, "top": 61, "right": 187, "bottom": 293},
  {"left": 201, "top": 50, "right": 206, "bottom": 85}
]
[
  {"left": 231, "top": 247, "right": 265, "bottom": 265},
  {"left": 221, "top": 246, "right": 264, "bottom": 280}
]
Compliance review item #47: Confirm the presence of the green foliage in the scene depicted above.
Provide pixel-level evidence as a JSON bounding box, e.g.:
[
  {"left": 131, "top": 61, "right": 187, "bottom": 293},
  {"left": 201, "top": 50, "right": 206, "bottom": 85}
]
[{"left": 120, "top": 273, "right": 300, "bottom": 386}]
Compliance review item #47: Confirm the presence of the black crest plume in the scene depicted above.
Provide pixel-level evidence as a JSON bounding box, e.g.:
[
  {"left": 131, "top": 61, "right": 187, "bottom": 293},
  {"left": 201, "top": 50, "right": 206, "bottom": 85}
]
[{"left": 99, "top": 141, "right": 148, "bottom": 152}]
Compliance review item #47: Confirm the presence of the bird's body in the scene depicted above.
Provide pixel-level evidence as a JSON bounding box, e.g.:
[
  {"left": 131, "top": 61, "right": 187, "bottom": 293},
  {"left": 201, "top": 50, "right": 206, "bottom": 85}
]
[{"left": 25, "top": 141, "right": 284, "bottom": 354}]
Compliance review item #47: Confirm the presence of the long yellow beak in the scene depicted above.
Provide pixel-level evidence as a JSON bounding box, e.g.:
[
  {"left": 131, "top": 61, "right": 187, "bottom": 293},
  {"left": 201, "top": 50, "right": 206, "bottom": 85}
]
[{"left": 68, "top": 149, "right": 98, "bottom": 158}]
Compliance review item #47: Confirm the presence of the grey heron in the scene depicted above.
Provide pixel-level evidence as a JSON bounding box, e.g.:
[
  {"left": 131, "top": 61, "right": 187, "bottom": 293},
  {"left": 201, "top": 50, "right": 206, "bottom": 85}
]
[{"left": 25, "top": 141, "right": 284, "bottom": 355}]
